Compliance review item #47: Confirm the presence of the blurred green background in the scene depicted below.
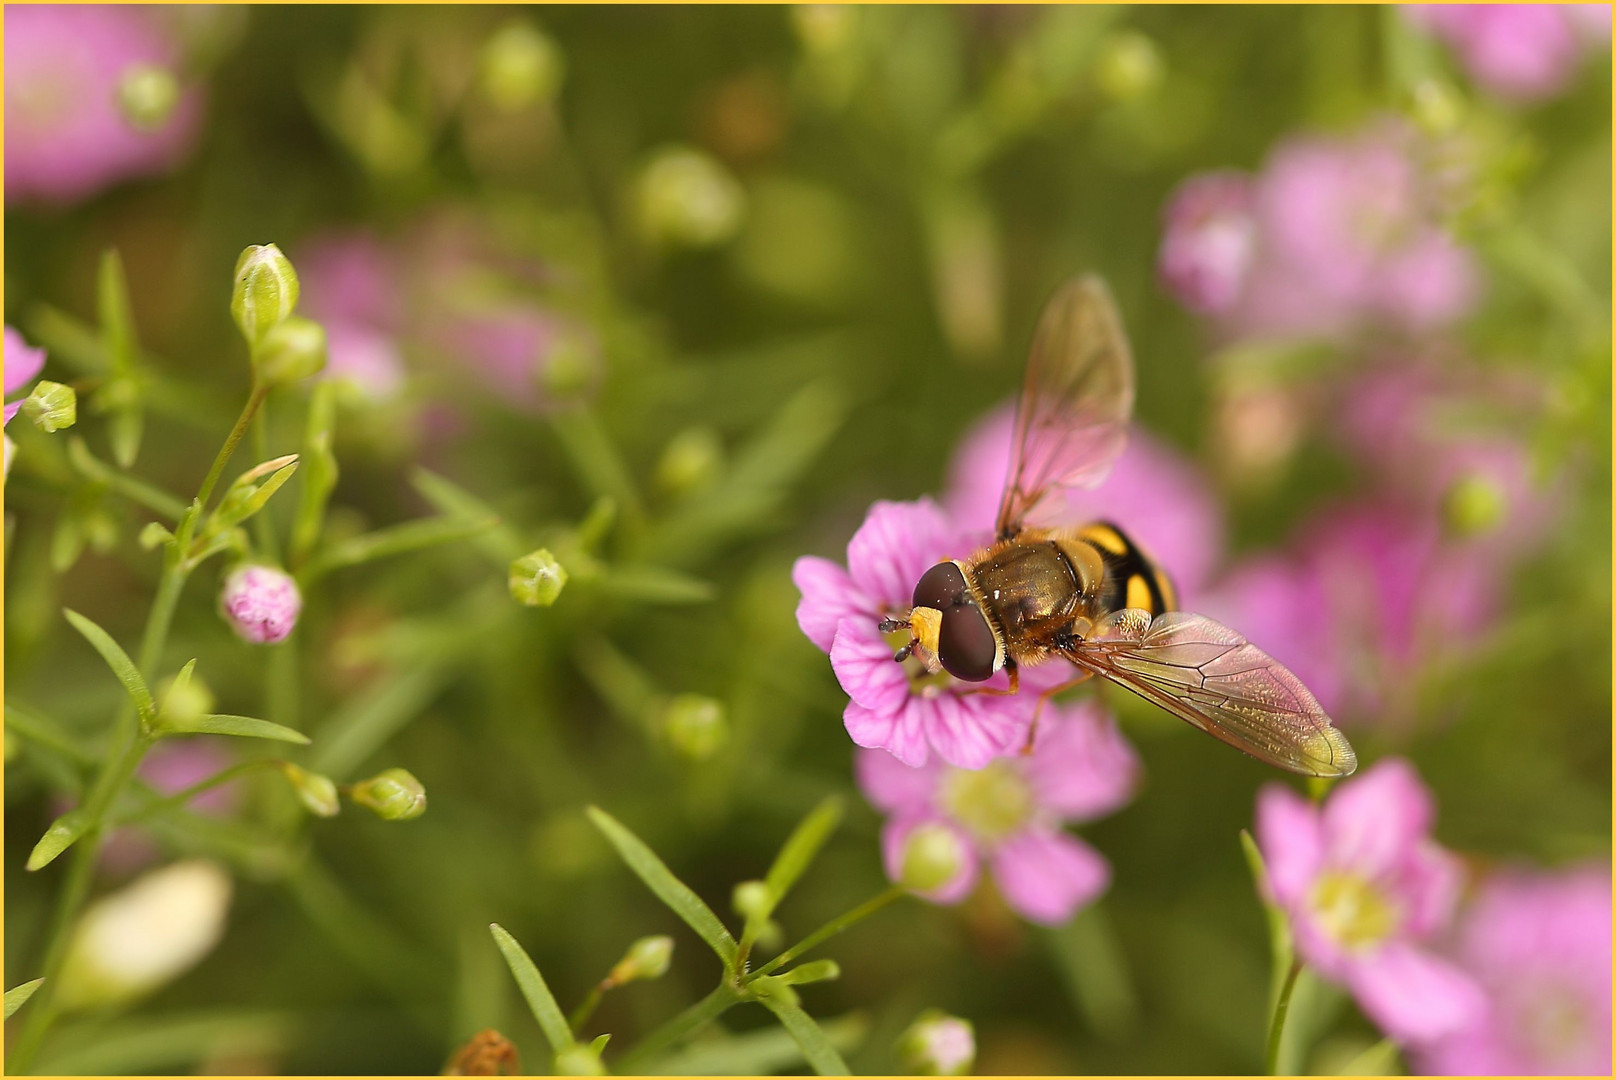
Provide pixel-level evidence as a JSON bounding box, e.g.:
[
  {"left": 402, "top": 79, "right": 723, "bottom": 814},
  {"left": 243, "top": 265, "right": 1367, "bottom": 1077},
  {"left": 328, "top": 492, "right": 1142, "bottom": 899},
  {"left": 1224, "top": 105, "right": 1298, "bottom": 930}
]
[{"left": 4, "top": 5, "right": 1610, "bottom": 1075}]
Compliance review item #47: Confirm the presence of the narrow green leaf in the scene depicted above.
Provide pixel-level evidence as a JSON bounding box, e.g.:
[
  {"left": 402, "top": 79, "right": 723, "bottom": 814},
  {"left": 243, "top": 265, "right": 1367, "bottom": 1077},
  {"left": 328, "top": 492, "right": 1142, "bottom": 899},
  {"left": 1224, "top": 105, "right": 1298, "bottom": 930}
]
[
  {"left": 586, "top": 806, "right": 739, "bottom": 964},
  {"left": 646, "top": 1012, "right": 868, "bottom": 1076},
  {"left": 1242, "top": 829, "right": 1295, "bottom": 1017},
  {"left": 409, "top": 467, "right": 525, "bottom": 563},
  {"left": 27, "top": 809, "right": 89, "bottom": 871},
  {"left": 754, "top": 992, "right": 851, "bottom": 1076},
  {"left": 67, "top": 437, "right": 188, "bottom": 521},
  {"left": 63, "top": 608, "right": 154, "bottom": 723},
  {"left": 4, "top": 979, "right": 45, "bottom": 1019},
  {"left": 301, "top": 514, "right": 499, "bottom": 582},
  {"left": 551, "top": 409, "right": 644, "bottom": 524},
  {"left": 598, "top": 565, "right": 715, "bottom": 605},
  {"left": 158, "top": 714, "right": 310, "bottom": 745},
  {"left": 1329, "top": 1036, "right": 1401, "bottom": 1076},
  {"left": 489, "top": 923, "right": 573, "bottom": 1053},
  {"left": 209, "top": 459, "right": 299, "bottom": 534},
  {"left": 98, "top": 249, "right": 137, "bottom": 375},
  {"left": 110, "top": 408, "right": 145, "bottom": 470},
  {"left": 763, "top": 795, "right": 845, "bottom": 916}
]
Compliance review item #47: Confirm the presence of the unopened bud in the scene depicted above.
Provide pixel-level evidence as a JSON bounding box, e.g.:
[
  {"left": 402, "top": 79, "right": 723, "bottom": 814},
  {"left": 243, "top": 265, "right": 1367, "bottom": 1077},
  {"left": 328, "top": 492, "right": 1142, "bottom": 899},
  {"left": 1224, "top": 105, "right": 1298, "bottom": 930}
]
[
  {"left": 280, "top": 763, "right": 340, "bottom": 818},
  {"left": 1094, "top": 31, "right": 1163, "bottom": 102},
  {"left": 899, "top": 1010, "right": 976, "bottom": 1076},
  {"left": 350, "top": 767, "right": 426, "bottom": 821},
  {"left": 778, "top": 959, "right": 840, "bottom": 985},
  {"left": 231, "top": 244, "right": 299, "bottom": 346},
  {"left": 636, "top": 147, "right": 746, "bottom": 249},
  {"left": 255, "top": 317, "right": 327, "bottom": 385},
  {"left": 899, "top": 823, "right": 968, "bottom": 895},
  {"left": 1443, "top": 472, "right": 1506, "bottom": 538},
  {"left": 552, "top": 1041, "right": 607, "bottom": 1076},
  {"left": 219, "top": 564, "right": 301, "bottom": 645},
  {"left": 156, "top": 668, "right": 215, "bottom": 726},
  {"left": 480, "top": 21, "right": 566, "bottom": 112},
  {"left": 509, "top": 548, "right": 568, "bottom": 607},
  {"left": 140, "top": 522, "right": 175, "bottom": 550},
  {"left": 118, "top": 64, "right": 181, "bottom": 130},
  {"left": 607, "top": 934, "right": 674, "bottom": 985},
  {"left": 23, "top": 381, "right": 76, "bottom": 433},
  {"left": 663, "top": 694, "right": 728, "bottom": 760},
  {"left": 732, "top": 879, "right": 774, "bottom": 922},
  {"left": 655, "top": 426, "right": 724, "bottom": 496}
]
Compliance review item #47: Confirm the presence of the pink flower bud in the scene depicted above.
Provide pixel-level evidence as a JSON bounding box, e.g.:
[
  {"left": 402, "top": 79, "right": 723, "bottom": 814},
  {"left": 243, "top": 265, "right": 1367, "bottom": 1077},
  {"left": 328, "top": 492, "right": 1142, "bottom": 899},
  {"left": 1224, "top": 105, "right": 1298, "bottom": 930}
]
[
  {"left": 1157, "top": 171, "right": 1258, "bottom": 315},
  {"left": 218, "top": 565, "right": 301, "bottom": 645}
]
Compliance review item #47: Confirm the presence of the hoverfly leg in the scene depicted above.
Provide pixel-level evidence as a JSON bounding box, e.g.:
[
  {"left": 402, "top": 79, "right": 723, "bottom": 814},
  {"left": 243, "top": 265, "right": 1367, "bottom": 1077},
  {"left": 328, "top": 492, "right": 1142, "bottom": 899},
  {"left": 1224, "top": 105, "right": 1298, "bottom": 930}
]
[
  {"left": 1019, "top": 669, "right": 1096, "bottom": 755},
  {"left": 959, "top": 663, "right": 1020, "bottom": 697}
]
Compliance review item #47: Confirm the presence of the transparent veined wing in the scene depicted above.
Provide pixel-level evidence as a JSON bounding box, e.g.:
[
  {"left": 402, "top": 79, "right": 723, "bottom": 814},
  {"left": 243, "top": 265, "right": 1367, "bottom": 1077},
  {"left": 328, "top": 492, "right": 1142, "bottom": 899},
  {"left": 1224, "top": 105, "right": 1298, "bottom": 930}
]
[
  {"left": 1063, "top": 609, "right": 1357, "bottom": 778},
  {"left": 994, "top": 275, "right": 1135, "bottom": 539}
]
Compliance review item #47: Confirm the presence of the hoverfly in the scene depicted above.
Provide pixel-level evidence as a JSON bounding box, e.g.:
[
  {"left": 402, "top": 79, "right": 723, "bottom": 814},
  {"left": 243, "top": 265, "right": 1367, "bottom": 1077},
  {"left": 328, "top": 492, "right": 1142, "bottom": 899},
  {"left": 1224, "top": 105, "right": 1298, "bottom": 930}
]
[{"left": 880, "top": 276, "right": 1356, "bottom": 778}]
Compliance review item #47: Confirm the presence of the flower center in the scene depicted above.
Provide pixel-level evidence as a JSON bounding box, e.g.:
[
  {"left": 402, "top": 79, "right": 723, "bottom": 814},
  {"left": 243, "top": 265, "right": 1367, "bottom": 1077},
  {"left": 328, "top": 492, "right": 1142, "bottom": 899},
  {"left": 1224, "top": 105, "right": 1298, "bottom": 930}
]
[
  {"left": 885, "top": 625, "right": 951, "bottom": 695},
  {"left": 940, "top": 760, "right": 1035, "bottom": 844},
  {"left": 1307, "top": 870, "right": 1399, "bottom": 951},
  {"left": 1518, "top": 983, "right": 1588, "bottom": 1064}
]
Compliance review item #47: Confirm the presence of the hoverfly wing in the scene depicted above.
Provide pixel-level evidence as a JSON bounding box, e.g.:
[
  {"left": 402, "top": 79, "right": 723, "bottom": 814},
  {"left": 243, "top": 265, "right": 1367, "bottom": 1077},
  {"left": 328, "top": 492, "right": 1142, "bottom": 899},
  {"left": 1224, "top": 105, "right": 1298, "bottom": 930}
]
[
  {"left": 1062, "top": 609, "right": 1358, "bottom": 778},
  {"left": 994, "top": 275, "right": 1136, "bottom": 539}
]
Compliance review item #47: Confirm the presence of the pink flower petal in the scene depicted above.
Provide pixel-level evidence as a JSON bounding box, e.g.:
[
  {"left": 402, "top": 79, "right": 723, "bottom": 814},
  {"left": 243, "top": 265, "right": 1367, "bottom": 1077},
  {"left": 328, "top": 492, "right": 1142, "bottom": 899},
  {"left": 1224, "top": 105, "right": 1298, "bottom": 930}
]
[
  {"left": 1321, "top": 757, "right": 1433, "bottom": 879},
  {"left": 882, "top": 816, "right": 979, "bottom": 904},
  {"left": 1395, "top": 840, "right": 1466, "bottom": 939},
  {"left": 918, "top": 691, "right": 1031, "bottom": 770},
  {"left": 793, "top": 555, "right": 865, "bottom": 653},
  {"left": 846, "top": 498, "right": 961, "bottom": 611},
  {"left": 4, "top": 401, "right": 23, "bottom": 427},
  {"left": 5, "top": 327, "right": 45, "bottom": 396},
  {"left": 854, "top": 745, "right": 941, "bottom": 816},
  {"left": 1345, "top": 942, "right": 1485, "bottom": 1044},
  {"left": 1255, "top": 783, "right": 1323, "bottom": 908},
  {"left": 1024, "top": 699, "right": 1141, "bottom": 822},
  {"left": 830, "top": 617, "right": 910, "bottom": 714},
  {"left": 845, "top": 700, "right": 930, "bottom": 767},
  {"left": 989, "top": 828, "right": 1110, "bottom": 926}
]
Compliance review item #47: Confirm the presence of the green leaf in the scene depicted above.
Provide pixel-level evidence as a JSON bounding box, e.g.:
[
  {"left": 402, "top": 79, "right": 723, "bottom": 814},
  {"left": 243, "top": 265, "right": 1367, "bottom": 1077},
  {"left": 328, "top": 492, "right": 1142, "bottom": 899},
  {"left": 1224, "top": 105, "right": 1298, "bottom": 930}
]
[
  {"left": 646, "top": 1011, "right": 868, "bottom": 1076},
  {"left": 597, "top": 565, "right": 715, "bottom": 605},
  {"left": 754, "top": 991, "right": 851, "bottom": 1075},
  {"left": 762, "top": 795, "right": 845, "bottom": 917},
  {"left": 409, "top": 467, "right": 525, "bottom": 563},
  {"left": 157, "top": 713, "right": 310, "bottom": 745},
  {"left": 27, "top": 808, "right": 90, "bottom": 871},
  {"left": 300, "top": 514, "right": 499, "bottom": 582},
  {"left": 67, "top": 437, "right": 188, "bottom": 521},
  {"left": 551, "top": 408, "right": 644, "bottom": 524},
  {"left": 98, "top": 250, "right": 145, "bottom": 467},
  {"left": 489, "top": 923, "right": 574, "bottom": 1053},
  {"left": 64, "top": 608, "right": 154, "bottom": 724},
  {"left": 4, "top": 979, "right": 45, "bottom": 1019},
  {"left": 208, "top": 457, "right": 299, "bottom": 534},
  {"left": 586, "top": 806, "right": 739, "bottom": 965},
  {"left": 1241, "top": 829, "right": 1295, "bottom": 1016}
]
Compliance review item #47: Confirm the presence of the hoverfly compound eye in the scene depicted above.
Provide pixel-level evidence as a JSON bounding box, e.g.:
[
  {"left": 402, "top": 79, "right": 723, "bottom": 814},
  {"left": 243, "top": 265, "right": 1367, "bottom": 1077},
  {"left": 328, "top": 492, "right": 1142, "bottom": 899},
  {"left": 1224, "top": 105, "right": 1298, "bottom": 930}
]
[
  {"left": 937, "top": 604, "right": 998, "bottom": 682},
  {"left": 912, "top": 562, "right": 968, "bottom": 611}
]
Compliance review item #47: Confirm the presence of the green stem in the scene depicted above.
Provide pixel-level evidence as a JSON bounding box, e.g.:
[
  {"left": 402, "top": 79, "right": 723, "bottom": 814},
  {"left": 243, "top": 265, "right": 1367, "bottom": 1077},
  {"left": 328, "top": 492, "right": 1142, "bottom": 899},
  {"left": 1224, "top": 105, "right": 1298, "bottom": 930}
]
[
  {"left": 248, "top": 400, "right": 279, "bottom": 561},
  {"left": 568, "top": 982, "right": 608, "bottom": 1036},
  {"left": 114, "top": 761, "right": 277, "bottom": 827},
  {"left": 1265, "top": 959, "right": 1303, "bottom": 1076},
  {"left": 195, "top": 381, "right": 268, "bottom": 512},
  {"left": 744, "top": 884, "right": 905, "bottom": 983},
  {"left": 616, "top": 983, "right": 741, "bottom": 1072}
]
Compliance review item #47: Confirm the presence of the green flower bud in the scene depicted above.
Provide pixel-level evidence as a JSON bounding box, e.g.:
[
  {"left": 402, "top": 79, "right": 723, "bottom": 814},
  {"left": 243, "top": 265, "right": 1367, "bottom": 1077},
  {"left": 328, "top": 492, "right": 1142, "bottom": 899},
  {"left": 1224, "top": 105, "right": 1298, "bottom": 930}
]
[
  {"left": 899, "top": 1010, "right": 976, "bottom": 1076},
  {"left": 1094, "top": 31, "right": 1163, "bottom": 102},
  {"left": 662, "top": 693, "right": 728, "bottom": 761},
  {"left": 552, "top": 1042, "right": 607, "bottom": 1076},
  {"left": 635, "top": 147, "right": 746, "bottom": 249},
  {"left": 280, "top": 763, "right": 340, "bottom": 818},
  {"left": 480, "top": 21, "right": 566, "bottom": 112},
  {"left": 118, "top": 64, "right": 181, "bottom": 130},
  {"left": 899, "top": 823, "right": 967, "bottom": 894},
  {"left": 748, "top": 974, "right": 801, "bottom": 1007},
  {"left": 606, "top": 934, "right": 674, "bottom": 986},
  {"left": 231, "top": 244, "right": 300, "bottom": 347},
  {"left": 655, "top": 426, "right": 724, "bottom": 496},
  {"left": 349, "top": 767, "right": 426, "bottom": 821},
  {"left": 254, "top": 317, "right": 327, "bottom": 385},
  {"left": 23, "top": 381, "right": 77, "bottom": 433},
  {"left": 139, "top": 522, "right": 175, "bottom": 550},
  {"left": 509, "top": 548, "right": 568, "bottom": 607},
  {"left": 732, "top": 879, "right": 774, "bottom": 922},
  {"left": 1443, "top": 473, "right": 1506, "bottom": 538},
  {"left": 778, "top": 959, "right": 840, "bottom": 985},
  {"left": 156, "top": 667, "right": 215, "bottom": 726}
]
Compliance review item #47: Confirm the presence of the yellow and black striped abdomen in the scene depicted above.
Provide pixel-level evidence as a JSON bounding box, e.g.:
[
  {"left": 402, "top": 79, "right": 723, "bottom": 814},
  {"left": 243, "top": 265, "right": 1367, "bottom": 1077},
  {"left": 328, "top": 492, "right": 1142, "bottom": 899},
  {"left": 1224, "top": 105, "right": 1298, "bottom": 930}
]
[{"left": 1075, "top": 521, "right": 1178, "bottom": 618}]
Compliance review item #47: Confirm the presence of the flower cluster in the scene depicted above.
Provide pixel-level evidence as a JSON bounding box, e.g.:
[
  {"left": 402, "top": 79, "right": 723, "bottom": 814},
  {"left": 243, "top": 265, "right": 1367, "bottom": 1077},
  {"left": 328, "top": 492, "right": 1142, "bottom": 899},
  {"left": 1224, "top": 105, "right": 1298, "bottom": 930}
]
[{"left": 1404, "top": 4, "right": 1612, "bottom": 104}]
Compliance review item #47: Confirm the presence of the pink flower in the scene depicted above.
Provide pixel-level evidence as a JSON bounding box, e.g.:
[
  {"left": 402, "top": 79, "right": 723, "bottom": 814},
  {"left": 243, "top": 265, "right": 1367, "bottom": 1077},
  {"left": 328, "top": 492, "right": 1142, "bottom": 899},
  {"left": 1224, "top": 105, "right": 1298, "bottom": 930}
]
[
  {"left": 298, "top": 232, "right": 407, "bottom": 402},
  {"left": 5, "top": 326, "right": 48, "bottom": 426},
  {"left": 1157, "top": 172, "right": 1259, "bottom": 315},
  {"left": 1255, "top": 758, "right": 1484, "bottom": 1043},
  {"left": 1405, "top": 5, "right": 1610, "bottom": 103},
  {"left": 5, "top": 5, "right": 202, "bottom": 205},
  {"left": 1414, "top": 864, "right": 1612, "bottom": 1075},
  {"left": 219, "top": 565, "right": 302, "bottom": 645},
  {"left": 98, "top": 742, "right": 241, "bottom": 876},
  {"left": 322, "top": 321, "right": 406, "bottom": 401},
  {"left": 794, "top": 499, "right": 1049, "bottom": 768},
  {"left": 858, "top": 700, "right": 1139, "bottom": 925},
  {"left": 945, "top": 402, "right": 1224, "bottom": 602}
]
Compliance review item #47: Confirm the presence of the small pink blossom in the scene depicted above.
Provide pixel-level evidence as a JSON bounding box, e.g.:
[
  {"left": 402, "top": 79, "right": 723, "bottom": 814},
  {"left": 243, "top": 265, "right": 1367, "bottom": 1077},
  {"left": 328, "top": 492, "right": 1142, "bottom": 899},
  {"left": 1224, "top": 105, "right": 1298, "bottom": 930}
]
[
  {"left": 1405, "top": 5, "right": 1610, "bottom": 103},
  {"left": 219, "top": 565, "right": 302, "bottom": 645},
  {"left": 1414, "top": 863, "right": 1613, "bottom": 1075},
  {"left": 858, "top": 700, "right": 1139, "bottom": 924},
  {"left": 1157, "top": 171, "right": 1259, "bottom": 315},
  {"left": 1255, "top": 758, "right": 1484, "bottom": 1043},
  {"left": 5, "top": 5, "right": 202, "bottom": 206},
  {"left": 322, "top": 321, "right": 406, "bottom": 401},
  {"left": 297, "top": 232, "right": 408, "bottom": 402},
  {"left": 5, "top": 326, "right": 48, "bottom": 426},
  {"left": 794, "top": 499, "right": 1051, "bottom": 768},
  {"left": 945, "top": 402, "right": 1224, "bottom": 601}
]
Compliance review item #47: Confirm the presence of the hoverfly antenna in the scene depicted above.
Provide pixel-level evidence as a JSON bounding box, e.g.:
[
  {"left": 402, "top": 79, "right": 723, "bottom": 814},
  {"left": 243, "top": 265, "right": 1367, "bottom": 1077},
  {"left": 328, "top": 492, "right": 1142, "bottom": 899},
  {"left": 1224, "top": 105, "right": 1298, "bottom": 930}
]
[
  {"left": 892, "top": 642, "right": 914, "bottom": 662},
  {"left": 877, "top": 615, "right": 911, "bottom": 633}
]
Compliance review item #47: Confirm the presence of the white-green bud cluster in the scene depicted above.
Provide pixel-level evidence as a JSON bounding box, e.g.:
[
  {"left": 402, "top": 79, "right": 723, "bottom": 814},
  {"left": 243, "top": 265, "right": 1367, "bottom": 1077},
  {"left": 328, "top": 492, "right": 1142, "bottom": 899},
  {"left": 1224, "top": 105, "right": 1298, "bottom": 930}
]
[
  {"left": 23, "top": 381, "right": 77, "bottom": 433},
  {"left": 231, "top": 244, "right": 300, "bottom": 347},
  {"left": 350, "top": 768, "right": 426, "bottom": 821},
  {"left": 510, "top": 548, "right": 568, "bottom": 607}
]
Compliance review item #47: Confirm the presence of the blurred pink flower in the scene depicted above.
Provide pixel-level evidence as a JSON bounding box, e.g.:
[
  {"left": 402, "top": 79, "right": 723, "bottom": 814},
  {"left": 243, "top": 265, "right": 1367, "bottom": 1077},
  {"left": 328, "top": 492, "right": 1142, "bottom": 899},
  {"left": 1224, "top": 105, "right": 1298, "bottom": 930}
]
[
  {"left": 1405, "top": 5, "right": 1610, "bottom": 103},
  {"left": 5, "top": 326, "right": 48, "bottom": 426},
  {"left": 858, "top": 699, "right": 1139, "bottom": 924},
  {"left": 96, "top": 742, "right": 240, "bottom": 876},
  {"left": 1157, "top": 172, "right": 1259, "bottom": 315},
  {"left": 794, "top": 499, "right": 1050, "bottom": 768},
  {"left": 5, "top": 5, "right": 202, "bottom": 205},
  {"left": 321, "top": 321, "right": 406, "bottom": 401},
  {"left": 1415, "top": 863, "right": 1613, "bottom": 1075},
  {"left": 945, "top": 402, "right": 1224, "bottom": 602},
  {"left": 1256, "top": 758, "right": 1483, "bottom": 1043},
  {"left": 298, "top": 232, "right": 408, "bottom": 401}
]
